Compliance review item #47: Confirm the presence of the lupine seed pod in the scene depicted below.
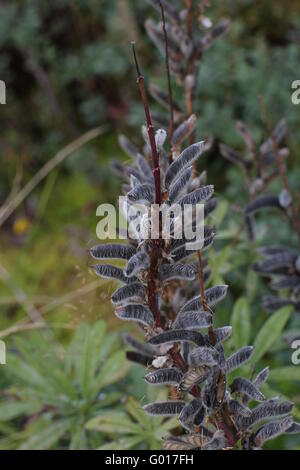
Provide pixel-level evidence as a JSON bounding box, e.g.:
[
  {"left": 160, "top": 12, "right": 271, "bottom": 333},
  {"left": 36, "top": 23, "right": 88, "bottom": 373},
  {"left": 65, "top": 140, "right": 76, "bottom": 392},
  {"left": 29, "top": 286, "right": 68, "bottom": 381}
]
[
  {"left": 178, "top": 398, "right": 203, "bottom": 430},
  {"left": 148, "top": 329, "right": 206, "bottom": 347},
  {"left": 143, "top": 401, "right": 185, "bottom": 416},
  {"left": 172, "top": 114, "right": 197, "bottom": 148},
  {"left": 127, "top": 183, "right": 154, "bottom": 204},
  {"left": 123, "top": 333, "right": 155, "bottom": 357},
  {"left": 226, "top": 346, "right": 254, "bottom": 372},
  {"left": 254, "top": 417, "right": 293, "bottom": 447},
  {"left": 228, "top": 399, "right": 251, "bottom": 418},
  {"left": 168, "top": 166, "right": 193, "bottom": 203},
  {"left": 180, "top": 285, "right": 228, "bottom": 313},
  {"left": 124, "top": 251, "right": 150, "bottom": 277},
  {"left": 259, "top": 118, "right": 287, "bottom": 155},
  {"left": 164, "top": 142, "right": 205, "bottom": 189},
  {"left": 158, "top": 263, "right": 197, "bottom": 281},
  {"left": 145, "top": 368, "right": 183, "bottom": 386},
  {"left": 90, "top": 243, "right": 136, "bottom": 260},
  {"left": 172, "top": 310, "right": 213, "bottom": 330},
  {"left": 93, "top": 264, "right": 137, "bottom": 284},
  {"left": 230, "top": 377, "right": 265, "bottom": 402},
  {"left": 253, "top": 367, "right": 270, "bottom": 388},
  {"left": 242, "top": 400, "right": 294, "bottom": 429},
  {"left": 111, "top": 282, "right": 146, "bottom": 305},
  {"left": 245, "top": 195, "right": 282, "bottom": 215},
  {"left": 188, "top": 346, "right": 219, "bottom": 368},
  {"left": 115, "top": 304, "right": 154, "bottom": 327}
]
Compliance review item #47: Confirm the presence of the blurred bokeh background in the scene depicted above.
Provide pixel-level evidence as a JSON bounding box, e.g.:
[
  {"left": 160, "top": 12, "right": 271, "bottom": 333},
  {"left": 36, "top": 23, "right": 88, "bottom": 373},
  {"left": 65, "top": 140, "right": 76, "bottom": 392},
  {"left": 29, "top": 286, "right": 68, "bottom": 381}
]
[{"left": 0, "top": 0, "right": 300, "bottom": 450}]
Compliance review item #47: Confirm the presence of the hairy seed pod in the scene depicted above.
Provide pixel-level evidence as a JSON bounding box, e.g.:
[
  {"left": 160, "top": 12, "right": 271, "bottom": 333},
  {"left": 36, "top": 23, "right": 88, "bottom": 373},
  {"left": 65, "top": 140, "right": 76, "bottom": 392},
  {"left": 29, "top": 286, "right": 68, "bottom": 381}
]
[
  {"left": 228, "top": 400, "right": 251, "bottom": 418},
  {"left": 143, "top": 401, "right": 185, "bottom": 416},
  {"left": 259, "top": 119, "right": 287, "bottom": 155},
  {"left": 111, "top": 282, "right": 146, "bottom": 305},
  {"left": 137, "top": 154, "right": 153, "bottom": 181},
  {"left": 127, "top": 183, "right": 154, "bottom": 204},
  {"left": 188, "top": 346, "right": 219, "bottom": 368},
  {"left": 179, "top": 366, "right": 210, "bottom": 392},
  {"left": 254, "top": 416, "right": 293, "bottom": 447},
  {"left": 254, "top": 252, "right": 297, "bottom": 273},
  {"left": 253, "top": 367, "right": 270, "bottom": 388},
  {"left": 164, "top": 142, "right": 205, "bottom": 189},
  {"left": 242, "top": 400, "right": 294, "bottom": 429},
  {"left": 93, "top": 264, "right": 137, "bottom": 284},
  {"left": 226, "top": 346, "right": 254, "bottom": 372},
  {"left": 262, "top": 297, "right": 294, "bottom": 312},
  {"left": 230, "top": 377, "right": 265, "bottom": 402},
  {"left": 177, "top": 185, "right": 214, "bottom": 207},
  {"left": 245, "top": 195, "right": 281, "bottom": 215},
  {"left": 236, "top": 121, "right": 255, "bottom": 152},
  {"left": 148, "top": 329, "right": 206, "bottom": 347},
  {"left": 126, "top": 351, "right": 154, "bottom": 367},
  {"left": 172, "top": 114, "right": 197, "bottom": 148},
  {"left": 90, "top": 243, "right": 136, "bottom": 260},
  {"left": 173, "top": 310, "right": 213, "bottom": 330},
  {"left": 219, "top": 144, "right": 251, "bottom": 169},
  {"left": 115, "top": 304, "right": 154, "bottom": 327},
  {"left": 204, "top": 326, "right": 232, "bottom": 344},
  {"left": 180, "top": 285, "right": 228, "bottom": 313},
  {"left": 158, "top": 263, "right": 197, "bottom": 281},
  {"left": 286, "top": 421, "right": 300, "bottom": 434},
  {"left": 270, "top": 276, "right": 300, "bottom": 290},
  {"left": 145, "top": 367, "right": 183, "bottom": 386},
  {"left": 125, "top": 251, "right": 150, "bottom": 277},
  {"left": 123, "top": 333, "right": 155, "bottom": 357},
  {"left": 178, "top": 398, "right": 203, "bottom": 430},
  {"left": 168, "top": 167, "right": 193, "bottom": 203}
]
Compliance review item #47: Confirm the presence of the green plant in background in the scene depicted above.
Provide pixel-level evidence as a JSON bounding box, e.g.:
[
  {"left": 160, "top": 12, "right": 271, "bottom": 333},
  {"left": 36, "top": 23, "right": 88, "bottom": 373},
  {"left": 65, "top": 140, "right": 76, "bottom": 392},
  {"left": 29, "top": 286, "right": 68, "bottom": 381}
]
[
  {"left": 0, "top": 321, "right": 129, "bottom": 449},
  {"left": 86, "top": 393, "right": 178, "bottom": 450}
]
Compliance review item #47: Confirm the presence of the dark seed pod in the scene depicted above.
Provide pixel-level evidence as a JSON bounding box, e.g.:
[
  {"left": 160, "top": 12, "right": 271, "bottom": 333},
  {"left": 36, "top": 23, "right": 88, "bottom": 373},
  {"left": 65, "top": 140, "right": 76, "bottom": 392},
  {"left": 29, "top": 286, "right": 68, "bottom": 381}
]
[
  {"left": 111, "top": 282, "right": 146, "bottom": 305},
  {"left": 219, "top": 144, "right": 251, "bottom": 170},
  {"left": 126, "top": 351, "right": 153, "bottom": 367},
  {"left": 270, "top": 276, "right": 300, "bottom": 290},
  {"left": 90, "top": 243, "right": 136, "bottom": 261},
  {"left": 245, "top": 195, "right": 281, "bottom": 215},
  {"left": 254, "top": 416, "right": 293, "bottom": 447},
  {"left": 173, "top": 310, "right": 213, "bottom": 330},
  {"left": 127, "top": 183, "right": 154, "bottom": 204},
  {"left": 125, "top": 251, "right": 150, "bottom": 277},
  {"left": 148, "top": 329, "right": 206, "bottom": 347},
  {"left": 242, "top": 400, "right": 294, "bottom": 429},
  {"left": 168, "top": 167, "right": 193, "bottom": 203},
  {"left": 115, "top": 304, "right": 154, "bottom": 327},
  {"left": 253, "top": 367, "right": 269, "bottom": 388},
  {"left": 286, "top": 421, "right": 300, "bottom": 434},
  {"left": 145, "top": 367, "right": 183, "bottom": 386},
  {"left": 164, "top": 142, "right": 205, "bottom": 189},
  {"left": 259, "top": 119, "right": 287, "bottom": 155},
  {"left": 93, "top": 264, "right": 137, "bottom": 284},
  {"left": 177, "top": 185, "right": 214, "bottom": 208},
  {"left": 230, "top": 377, "right": 265, "bottom": 402},
  {"left": 143, "top": 401, "right": 185, "bottom": 416},
  {"left": 228, "top": 400, "right": 251, "bottom": 418},
  {"left": 180, "top": 285, "right": 228, "bottom": 314},
  {"left": 137, "top": 154, "right": 154, "bottom": 182},
  {"left": 188, "top": 346, "right": 219, "bottom": 368},
  {"left": 204, "top": 326, "right": 232, "bottom": 344},
  {"left": 253, "top": 252, "right": 297, "bottom": 273},
  {"left": 262, "top": 297, "right": 294, "bottom": 312},
  {"left": 172, "top": 114, "right": 197, "bottom": 148},
  {"left": 226, "top": 346, "right": 254, "bottom": 372},
  {"left": 179, "top": 399, "right": 203, "bottom": 430},
  {"left": 123, "top": 333, "right": 155, "bottom": 357},
  {"left": 158, "top": 263, "right": 197, "bottom": 281}
]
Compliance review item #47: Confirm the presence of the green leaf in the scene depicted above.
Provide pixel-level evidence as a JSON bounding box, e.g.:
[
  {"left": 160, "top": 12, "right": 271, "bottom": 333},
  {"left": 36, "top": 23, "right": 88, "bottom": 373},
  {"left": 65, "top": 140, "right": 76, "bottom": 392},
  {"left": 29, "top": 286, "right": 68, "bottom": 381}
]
[
  {"left": 0, "top": 401, "right": 40, "bottom": 422},
  {"left": 19, "top": 419, "right": 73, "bottom": 450},
  {"left": 85, "top": 411, "right": 140, "bottom": 434},
  {"left": 231, "top": 297, "right": 251, "bottom": 350},
  {"left": 251, "top": 306, "right": 293, "bottom": 364},
  {"left": 95, "top": 350, "right": 129, "bottom": 392},
  {"left": 125, "top": 397, "right": 152, "bottom": 431},
  {"left": 98, "top": 436, "right": 143, "bottom": 450},
  {"left": 268, "top": 367, "right": 300, "bottom": 383}
]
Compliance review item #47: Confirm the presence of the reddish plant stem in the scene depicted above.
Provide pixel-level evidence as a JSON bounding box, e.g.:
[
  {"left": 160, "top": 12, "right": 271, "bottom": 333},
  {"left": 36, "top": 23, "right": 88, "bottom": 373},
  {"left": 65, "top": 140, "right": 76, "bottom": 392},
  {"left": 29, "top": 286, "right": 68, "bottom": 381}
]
[
  {"left": 159, "top": 1, "right": 174, "bottom": 150},
  {"left": 132, "top": 43, "right": 163, "bottom": 328},
  {"left": 258, "top": 95, "right": 300, "bottom": 247}
]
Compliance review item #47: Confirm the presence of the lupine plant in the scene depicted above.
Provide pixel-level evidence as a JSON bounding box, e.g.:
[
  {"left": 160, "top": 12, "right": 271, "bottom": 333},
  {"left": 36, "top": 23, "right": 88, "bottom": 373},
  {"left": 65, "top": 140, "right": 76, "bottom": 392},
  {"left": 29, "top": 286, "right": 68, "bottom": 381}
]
[
  {"left": 220, "top": 110, "right": 300, "bottom": 317},
  {"left": 91, "top": 0, "right": 300, "bottom": 450}
]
